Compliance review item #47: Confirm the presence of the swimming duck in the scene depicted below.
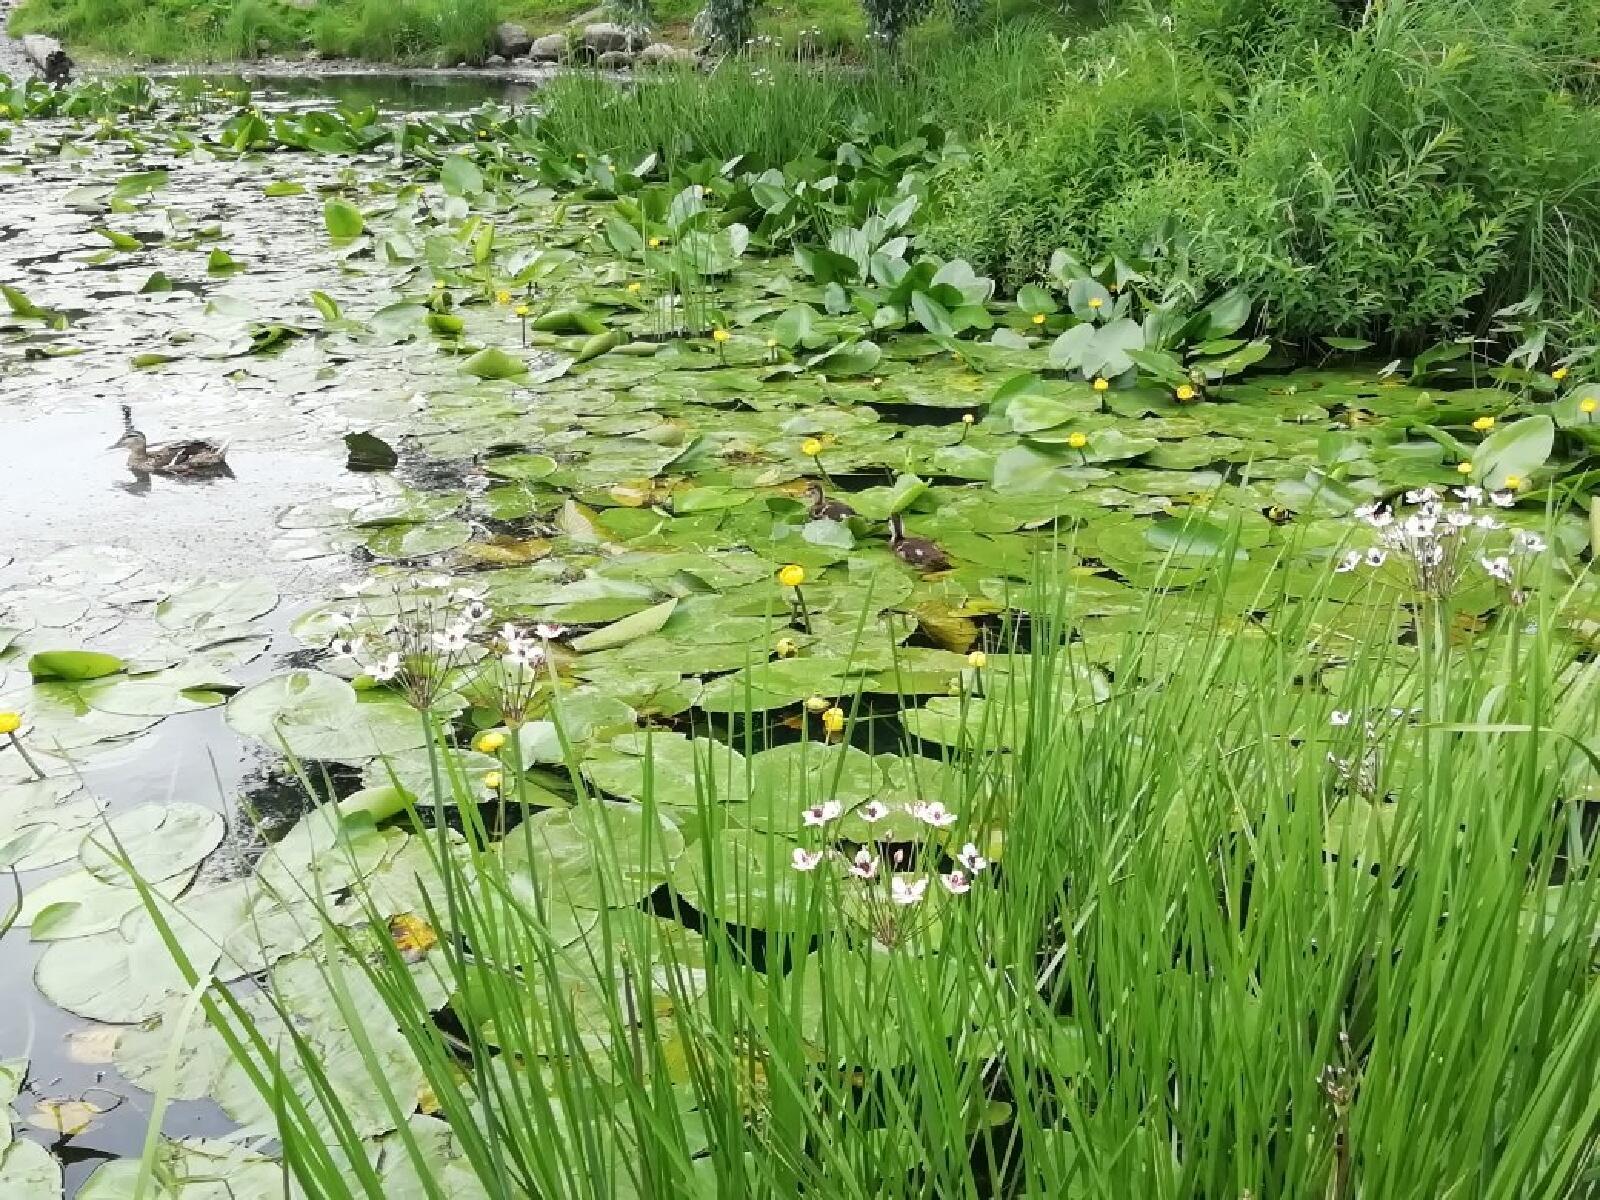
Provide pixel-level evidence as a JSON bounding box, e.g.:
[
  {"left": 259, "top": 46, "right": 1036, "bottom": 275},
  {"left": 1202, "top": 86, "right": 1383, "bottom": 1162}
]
[
  {"left": 805, "top": 482, "right": 856, "bottom": 522},
  {"left": 888, "top": 513, "right": 951, "bottom": 572},
  {"left": 111, "top": 431, "right": 230, "bottom": 476}
]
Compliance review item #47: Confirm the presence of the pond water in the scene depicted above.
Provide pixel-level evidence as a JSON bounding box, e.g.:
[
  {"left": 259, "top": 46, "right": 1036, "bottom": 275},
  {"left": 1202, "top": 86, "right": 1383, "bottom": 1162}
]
[{"left": 0, "top": 70, "right": 1590, "bottom": 1197}]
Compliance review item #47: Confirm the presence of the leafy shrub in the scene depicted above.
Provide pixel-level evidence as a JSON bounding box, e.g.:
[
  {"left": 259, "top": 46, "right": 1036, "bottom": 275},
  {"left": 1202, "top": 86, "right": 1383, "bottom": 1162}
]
[
  {"left": 929, "top": 0, "right": 1600, "bottom": 346},
  {"left": 920, "top": 28, "right": 1219, "bottom": 288}
]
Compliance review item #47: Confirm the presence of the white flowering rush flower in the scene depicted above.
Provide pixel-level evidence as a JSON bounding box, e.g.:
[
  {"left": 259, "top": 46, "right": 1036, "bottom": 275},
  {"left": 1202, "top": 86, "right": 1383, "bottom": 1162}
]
[
  {"left": 1481, "top": 555, "right": 1513, "bottom": 583},
  {"left": 433, "top": 627, "right": 470, "bottom": 654},
  {"left": 534, "top": 623, "right": 567, "bottom": 640},
  {"left": 908, "top": 801, "right": 958, "bottom": 828},
  {"left": 801, "top": 801, "right": 842, "bottom": 827},
  {"left": 790, "top": 848, "right": 824, "bottom": 873},
  {"left": 857, "top": 800, "right": 889, "bottom": 823},
  {"left": 848, "top": 849, "right": 878, "bottom": 880},
  {"left": 370, "top": 652, "right": 402, "bottom": 682},
  {"left": 328, "top": 635, "right": 365, "bottom": 660},
  {"left": 1330, "top": 710, "right": 1352, "bottom": 727},
  {"left": 957, "top": 842, "right": 988, "bottom": 873},
  {"left": 890, "top": 876, "right": 929, "bottom": 906}
]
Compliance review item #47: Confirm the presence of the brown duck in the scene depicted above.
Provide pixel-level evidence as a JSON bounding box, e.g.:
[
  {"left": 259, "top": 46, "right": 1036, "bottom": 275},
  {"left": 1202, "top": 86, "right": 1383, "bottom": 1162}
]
[
  {"left": 112, "top": 431, "right": 230, "bottom": 476},
  {"left": 889, "top": 513, "right": 951, "bottom": 571},
  {"left": 805, "top": 482, "right": 856, "bottom": 521}
]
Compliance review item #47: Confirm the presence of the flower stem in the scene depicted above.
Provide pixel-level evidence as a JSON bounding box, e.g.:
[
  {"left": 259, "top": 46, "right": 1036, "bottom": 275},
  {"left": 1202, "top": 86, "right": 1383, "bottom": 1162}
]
[{"left": 6, "top": 733, "right": 44, "bottom": 780}]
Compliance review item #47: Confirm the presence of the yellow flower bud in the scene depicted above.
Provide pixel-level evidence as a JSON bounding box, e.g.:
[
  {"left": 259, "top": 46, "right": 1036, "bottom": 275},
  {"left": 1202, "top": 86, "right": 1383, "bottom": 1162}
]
[
  {"left": 1030, "top": 313, "right": 1046, "bottom": 325},
  {"left": 774, "top": 637, "right": 798, "bottom": 658},
  {"left": 474, "top": 731, "right": 507, "bottom": 754},
  {"left": 1472, "top": 416, "right": 1495, "bottom": 432},
  {"left": 1552, "top": 367, "right": 1569, "bottom": 381},
  {"left": 0, "top": 712, "right": 20, "bottom": 736},
  {"left": 626, "top": 282, "right": 641, "bottom": 294},
  {"left": 712, "top": 328, "right": 731, "bottom": 343},
  {"left": 1580, "top": 397, "right": 1597, "bottom": 414},
  {"left": 495, "top": 290, "right": 511, "bottom": 305},
  {"left": 821, "top": 706, "right": 845, "bottom": 734},
  {"left": 1504, "top": 475, "right": 1523, "bottom": 490},
  {"left": 778, "top": 564, "right": 806, "bottom": 588},
  {"left": 801, "top": 438, "right": 824, "bottom": 457},
  {"left": 647, "top": 236, "right": 662, "bottom": 248},
  {"left": 1066, "top": 432, "right": 1088, "bottom": 449},
  {"left": 766, "top": 338, "right": 778, "bottom": 348},
  {"left": 961, "top": 413, "right": 975, "bottom": 425},
  {"left": 967, "top": 650, "right": 987, "bottom": 669},
  {"left": 514, "top": 304, "right": 529, "bottom": 317},
  {"left": 483, "top": 771, "right": 503, "bottom": 791},
  {"left": 1456, "top": 461, "right": 1474, "bottom": 475},
  {"left": 1175, "top": 384, "right": 1196, "bottom": 402},
  {"left": 1092, "top": 377, "right": 1109, "bottom": 392},
  {"left": 1087, "top": 297, "right": 1103, "bottom": 309},
  {"left": 804, "top": 695, "right": 830, "bottom": 713}
]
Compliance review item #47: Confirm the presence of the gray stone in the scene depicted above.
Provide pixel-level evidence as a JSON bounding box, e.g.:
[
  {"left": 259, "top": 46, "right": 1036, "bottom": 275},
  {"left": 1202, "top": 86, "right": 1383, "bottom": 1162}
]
[
  {"left": 484, "top": 54, "right": 507, "bottom": 66},
  {"left": 581, "top": 22, "right": 646, "bottom": 55},
  {"left": 596, "top": 49, "right": 635, "bottom": 69},
  {"left": 636, "top": 43, "right": 698, "bottom": 68},
  {"left": 529, "top": 33, "right": 569, "bottom": 63},
  {"left": 22, "top": 34, "right": 64, "bottom": 71},
  {"left": 493, "top": 21, "right": 532, "bottom": 57}
]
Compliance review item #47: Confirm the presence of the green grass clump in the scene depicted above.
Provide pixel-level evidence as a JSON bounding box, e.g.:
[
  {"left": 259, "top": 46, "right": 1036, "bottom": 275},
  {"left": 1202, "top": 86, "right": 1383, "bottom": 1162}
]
[
  {"left": 531, "top": 22, "right": 1069, "bottom": 169},
  {"left": 134, "top": 556, "right": 1600, "bottom": 1198}
]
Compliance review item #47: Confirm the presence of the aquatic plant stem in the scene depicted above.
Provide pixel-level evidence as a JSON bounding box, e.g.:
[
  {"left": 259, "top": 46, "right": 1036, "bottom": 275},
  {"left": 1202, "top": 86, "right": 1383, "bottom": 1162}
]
[{"left": 5, "top": 731, "right": 45, "bottom": 779}]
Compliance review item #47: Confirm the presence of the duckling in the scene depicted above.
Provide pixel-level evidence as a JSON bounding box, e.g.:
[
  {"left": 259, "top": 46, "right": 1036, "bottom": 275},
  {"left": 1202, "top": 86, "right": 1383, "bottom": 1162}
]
[
  {"left": 888, "top": 512, "right": 952, "bottom": 572},
  {"left": 111, "top": 431, "right": 230, "bottom": 476},
  {"left": 805, "top": 481, "right": 856, "bottom": 522}
]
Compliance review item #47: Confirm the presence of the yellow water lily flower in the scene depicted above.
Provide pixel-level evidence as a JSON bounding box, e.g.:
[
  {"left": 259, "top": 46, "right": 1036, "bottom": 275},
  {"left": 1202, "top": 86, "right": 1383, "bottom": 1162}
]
[
  {"left": 474, "top": 731, "right": 507, "bottom": 753},
  {"left": 712, "top": 328, "right": 731, "bottom": 343},
  {"left": 0, "top": 712, "right": 19, "bottom": 735},
  {"left": 647, "top": 236, "right": 662, "bottom": 248},
  {"left": 1092, "top": 377, "right": 1109, "bottom": 392},
  {"left": 1088, "top": 297, "right": 1104, "bottom": 310},
  {"left": 514, "top": 304, "right": 529, "bottom": 318},
  {"left": 1175, "top": 384, "right": 1196, "bottom": 402},
  {"left": 961, "top": 413, "right": 975, "bottom": 425},
  {"left": 1030, "top": 313, "right": 1046, "bottom": 326},
  {"left": 1580, "top": 397, "right": 1597, "bottom": 414},
  {"left": 1456, "top": 461, "right": 1474, "bottom": 475},
  {"left": 801, "top": 438, "right": 824, "bottom": 457},
  {"left": 778, "top": 564, "right": 806, "bottom": 588},
  {"left": 1472, "top": 416, "right": 1495, "bottom": 432},
  {"left": 774, "top": 637, "right": 798, "bottom": 658},
  {"left": 967, "top": 650, "right": 988, "bottom": 668},
  {"left": 1066, "top": 432, "right": 1088, "bottom": 449},
  {"left": 821, "top": 706, "right": 846, "bottom": 734},
  {"left": 483, "top": 771, "right": 503, "bottom": 790},
  {"left": 1503, "top": 475, "right": 1523, "bottom": 490},
  {"left": 626, "top": 282, "right": 641, "bottom": 294},
  {"left": 494, "top": 289, "right": 511, "bottom": 305},
  {"left": 1552, "top": 367, "right": 1569, "bottom": 381}
]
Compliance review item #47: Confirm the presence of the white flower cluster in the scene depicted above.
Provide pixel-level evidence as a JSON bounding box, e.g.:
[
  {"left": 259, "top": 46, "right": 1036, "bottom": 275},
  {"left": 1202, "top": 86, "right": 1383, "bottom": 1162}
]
[
  {"left": 326, "top": 577, "right": 566, "bottom": 714},
  {"left": 790, "top": 799, "right": 987, "bottom": 907},
  {"left": 1334, "top": 487, "right": 1545, "bottom": 599}
]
